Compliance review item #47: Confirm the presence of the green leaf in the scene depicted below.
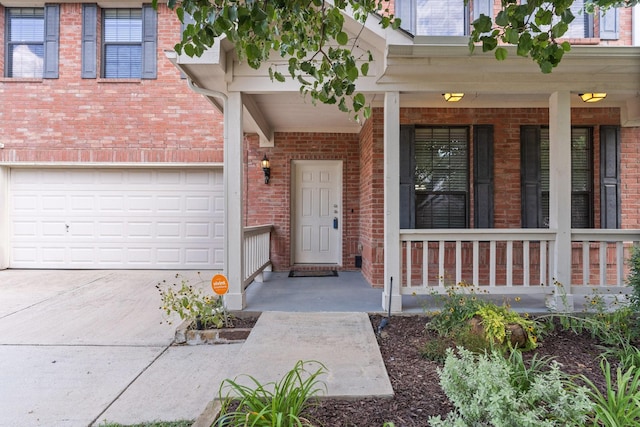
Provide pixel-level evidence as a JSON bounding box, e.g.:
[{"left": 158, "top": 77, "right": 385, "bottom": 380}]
[
  {"left": 504, "top": 28, "right": 519, "bottom": 45},
  {"left": 472, "top": 15, "right": 493, "bottom": 33},
  {"left": 540, "top": 60, "right": 553, "bottom": 74},
  {"left": 336, "top": 31, "right": 349, "bottom": 46},
  {"left": 353, "top": 93, "right": 366, "bottom": 111},
  {"left": 481, "top": 36, "right": 498, "bottom": 52},
  {"left": 495, "top": 47, "right": 508, "bottom": 61},
  {"left": 360, "top": 62, "right": 369, "bottom": 77},
  {"left": 495, "top": 10, "right": 509, "bottom": 27},
  {"left": 273, "top": 71, "right": 286, "bottom": 83},
  {"left": 346, "top": 63, "right": 359, "bottom": 82}
]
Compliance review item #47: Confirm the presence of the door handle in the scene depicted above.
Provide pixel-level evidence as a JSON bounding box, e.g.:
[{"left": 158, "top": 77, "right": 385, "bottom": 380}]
[{"left": 333, "top": 217, "right": 338, "bottom": 229}]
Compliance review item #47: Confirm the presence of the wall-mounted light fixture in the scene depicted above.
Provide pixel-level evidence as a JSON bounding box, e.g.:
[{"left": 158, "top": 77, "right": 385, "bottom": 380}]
[
  {"left": 261, "top": 154, "right": 271, "bottom": 184},
  {"left": 443, "top": 93, "right": 465, "bottom": 102},
  {"left": 579, "top": 93, "right": 607, "bottom": 103}
]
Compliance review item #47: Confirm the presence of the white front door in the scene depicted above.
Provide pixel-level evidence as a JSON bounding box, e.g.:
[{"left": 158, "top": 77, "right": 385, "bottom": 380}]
[{"left": 292, "top": 160, "right": 342, "bottom": 264}]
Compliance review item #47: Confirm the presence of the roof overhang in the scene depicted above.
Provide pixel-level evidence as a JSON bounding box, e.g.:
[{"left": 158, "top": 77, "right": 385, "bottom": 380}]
[{"left": 166, "top": 24, "right": 640, "bottom": 135}]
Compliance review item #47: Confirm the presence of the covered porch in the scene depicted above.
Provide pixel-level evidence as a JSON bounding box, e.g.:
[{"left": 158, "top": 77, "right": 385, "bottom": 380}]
[{"left": 168, "top": 11, "right": 640, "bottom": 313}]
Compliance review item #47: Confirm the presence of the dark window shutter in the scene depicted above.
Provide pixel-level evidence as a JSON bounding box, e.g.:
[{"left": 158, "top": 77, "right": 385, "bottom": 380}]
[
  {"left": 141, "top": 4, "right": 157, "bottom": 79},
  {"left": 400, "top": 125, "right": 415, "bottom": 229},
  {"left": 600, "top": 126, "right": 621, "bottom": 228},
  {"left": 600, "top": 8, "right": 619, "bottom": 40},
  {"left": 43, "top": 4, "right": 59, "bottom": 78},
  {"left": 81, "top": 4, "right": 97, "bottom": 79},
  {"left": 521, "top": 126, "right": 542, "bottom": 228},
  {"left": 474, "top": 125, "right": 494, "bottom": 228}
]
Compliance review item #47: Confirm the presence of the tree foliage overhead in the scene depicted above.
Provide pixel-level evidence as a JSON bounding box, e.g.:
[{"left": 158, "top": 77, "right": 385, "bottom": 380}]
[
  {"left": 469, "top": 0, "right": 639, "bottom": 74},
  {"left": 153, "top": 0, "right": 399, "bottom": 120},
  {"left": 156, "top": 0, "right": 638, "bottom": 118}
]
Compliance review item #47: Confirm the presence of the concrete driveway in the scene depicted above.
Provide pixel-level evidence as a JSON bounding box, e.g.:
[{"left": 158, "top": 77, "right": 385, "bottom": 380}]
[
  {"left": 0, "top": 269, "right": 393, "bottom": 427},
  {"left": 0, "top": 269, "right": 242, "bottom": 427}
]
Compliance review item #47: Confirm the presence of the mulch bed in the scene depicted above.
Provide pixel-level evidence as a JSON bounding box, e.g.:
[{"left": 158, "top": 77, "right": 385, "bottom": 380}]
[{"left": 305, "top": 314, "right": 612, "bottom": 427}]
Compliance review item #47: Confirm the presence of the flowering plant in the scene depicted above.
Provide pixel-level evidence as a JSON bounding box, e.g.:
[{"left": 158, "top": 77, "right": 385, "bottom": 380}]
[{"left": 156, "top": 273, "right": 233, "bottom": 329}]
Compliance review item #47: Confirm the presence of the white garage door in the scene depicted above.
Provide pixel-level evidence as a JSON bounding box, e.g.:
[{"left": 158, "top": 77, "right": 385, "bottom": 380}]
[{"left": 9, "top": 168, "right": 224, "bottom": 269}]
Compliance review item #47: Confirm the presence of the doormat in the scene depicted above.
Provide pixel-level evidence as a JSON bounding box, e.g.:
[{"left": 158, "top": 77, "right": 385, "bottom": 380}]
[{"left": 288, "top": 270, "right": 338, "bottom": 278}]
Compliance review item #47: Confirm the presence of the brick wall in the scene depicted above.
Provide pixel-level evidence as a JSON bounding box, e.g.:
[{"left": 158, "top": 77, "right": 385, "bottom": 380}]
[
  {"left": 358, "top": 109, "right": 386, "bottom": 286},
  {"left": 244, "top": 131, "right": 361, "bottom": 273},
  {"left": 0, "top": 4, "right": 223, "bottom": 164},
  {"left": 360, "top": 107, "right": 637, "bottom": 287}
]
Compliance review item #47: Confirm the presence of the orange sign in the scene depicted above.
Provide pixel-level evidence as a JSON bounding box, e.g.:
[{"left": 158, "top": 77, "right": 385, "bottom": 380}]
[{"left": 211, "top": 274, "right": 229, "bottom": 295}]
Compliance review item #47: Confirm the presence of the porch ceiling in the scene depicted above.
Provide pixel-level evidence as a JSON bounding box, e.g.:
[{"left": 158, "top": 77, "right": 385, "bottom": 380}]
[{"left": 168, "top": 42, "right": 640, "bottom": 135}]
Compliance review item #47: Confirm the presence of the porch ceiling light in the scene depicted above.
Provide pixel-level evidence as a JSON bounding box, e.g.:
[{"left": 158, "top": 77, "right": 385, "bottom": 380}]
[
  {"left": 261, "top": 154, "right": 271, "bottom": 184},
  {"left": 443, "top": 93, "right": 464, "bottom": 102},
  {"left": 579, "top": 93, "right": 607, "bottom": 103}
]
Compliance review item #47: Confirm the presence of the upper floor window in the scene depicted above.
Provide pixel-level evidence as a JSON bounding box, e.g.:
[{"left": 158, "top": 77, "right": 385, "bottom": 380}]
[
  {"left": 5, "top": 6, "right": 59, "bottom": 79},
  {"left": 396, "top": 0, "right": 619, "bottom": 40},
  {"left": 416, "top": 0, "right": 467, "bottom": 36},
  {"left": 396, "top": 0, "right": 496, "bottom": 37},
  {"left": 81, "top": 4, "right": 156, "bottom": 79},
  {"left": 103, "top": 9, "right": 143, "bottom": 78}
]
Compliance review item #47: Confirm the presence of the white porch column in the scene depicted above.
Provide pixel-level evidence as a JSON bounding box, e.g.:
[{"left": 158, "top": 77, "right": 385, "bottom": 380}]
[
  {"left": 224, "top": 92, "right": 246, "bottom": 310},
  {"left": 546, "top": 91, "right": 574, "bottom": 311},
  {"left": 383, "top": 91, "right": 403, "bottom": 312}
]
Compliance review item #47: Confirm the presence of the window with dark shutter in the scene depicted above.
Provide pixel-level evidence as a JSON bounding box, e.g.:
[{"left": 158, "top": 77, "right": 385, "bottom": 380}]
[
  {"left": 103, "top": 9, "right": 143, "bottom": 78},
  {"left": 521, "top": 126, "right": 593, "bottom": 229},
  {"left": 6, "top": 8, "right": 45, "bottom": 78},
  {"left": 414, "top": 127, "right": 469, "bottom": 228}
]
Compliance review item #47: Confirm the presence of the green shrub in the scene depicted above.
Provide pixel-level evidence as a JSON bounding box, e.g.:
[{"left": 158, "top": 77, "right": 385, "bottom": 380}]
[
  {"left": 474, "top": 304, "right": 539, "bottom": 351},
  {"left": 420, "top": 337, "right": 453, "bottom": 363},
  {"left": 215, "top": 360, "right": 326, "bottom": 427},
  {"left": 425, "top": 282, "right": 486, "bottom": 337},
  {"left": 426, "top": 282, "right": 539, "bottom": 352},
  {"left": 601, "top": 339, "right": 640, "bottom": 372},
  {"left": 428, "top": 347, "right": 593, "bottom": 427},
  {"left": 156, "top": 273, "right": 233, "bottom": 329},
  {"left": 581, "top": 359, "right": 640, "bottom": 427},
  {"left": 627, "top": 245, "right": 640, "bottom": 311}
]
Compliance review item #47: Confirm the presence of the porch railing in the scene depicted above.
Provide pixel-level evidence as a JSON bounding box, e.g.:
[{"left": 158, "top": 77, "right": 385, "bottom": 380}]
[
  {"left": 399, "top": 229, "right": 640, "bottom": 296},
  {"left": 243, "top": 224, "right": 273, "bottom": 288}
]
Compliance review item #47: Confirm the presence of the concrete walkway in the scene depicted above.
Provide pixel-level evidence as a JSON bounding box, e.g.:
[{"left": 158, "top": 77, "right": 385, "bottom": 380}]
[{"left": 0, "top": 270, "right": 391, "bottom": 427}]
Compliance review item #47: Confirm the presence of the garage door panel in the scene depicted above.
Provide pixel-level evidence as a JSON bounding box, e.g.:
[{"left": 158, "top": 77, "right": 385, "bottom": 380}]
[
  {"left": 10, "top": 168, "right": 224, "bottom": 269},
  {"left": 42, "top": 195, "right": 66, "bottom": 211},
  {"left": 42, "top": 222, "right": 67, "bottom": 237}
]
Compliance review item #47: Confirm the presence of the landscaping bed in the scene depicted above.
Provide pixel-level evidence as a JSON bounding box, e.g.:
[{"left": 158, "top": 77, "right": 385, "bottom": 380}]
[{"left": 305, "top": 313, "right": 625, "bottom": 427}]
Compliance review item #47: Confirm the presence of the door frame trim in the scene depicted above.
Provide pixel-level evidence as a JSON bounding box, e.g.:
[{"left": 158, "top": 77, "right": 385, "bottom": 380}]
[{"left": 290, "top": 159, "right": 343, "bottom": 265}]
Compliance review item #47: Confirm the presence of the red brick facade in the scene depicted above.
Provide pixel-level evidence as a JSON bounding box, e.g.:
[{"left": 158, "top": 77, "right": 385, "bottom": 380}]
[
  {"left": 1, "top": 2, "right": 637, "bottom": 291},
  {"left": 244, "top": 132, "right": 362, "bottom": 272},
  {"left": 245, "top": 107, "right": 640, "bottom": 288},
  {"left": 0, "top": 4, "right": 223, "bottom": 164}
]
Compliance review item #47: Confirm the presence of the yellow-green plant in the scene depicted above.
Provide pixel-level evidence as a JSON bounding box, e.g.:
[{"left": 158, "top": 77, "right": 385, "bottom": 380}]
[
  {"left": 426, "top": 281, "right": 537, "bottom": 351},
  {"left": 215, "top": 360, "right": 326, "bottom": 427},
  {"left": 156, "top": 273, "right": 233, "bottom": 329},
  {"left": 475, "top": 304, "right": 539, "bottom": 351},
  {"left": 426, "top": 281, "right": 486, "bottom": 337}
]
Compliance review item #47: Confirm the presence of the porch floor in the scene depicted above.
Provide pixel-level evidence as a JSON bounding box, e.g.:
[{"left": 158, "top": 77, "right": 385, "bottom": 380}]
[{"left": 243, "top": 271, "right": 558, "bottom": 314}]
